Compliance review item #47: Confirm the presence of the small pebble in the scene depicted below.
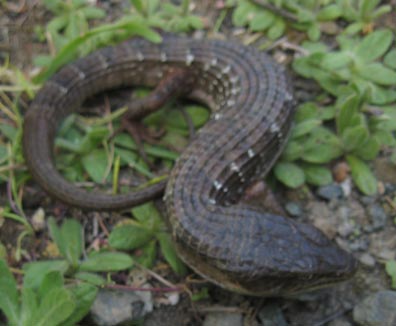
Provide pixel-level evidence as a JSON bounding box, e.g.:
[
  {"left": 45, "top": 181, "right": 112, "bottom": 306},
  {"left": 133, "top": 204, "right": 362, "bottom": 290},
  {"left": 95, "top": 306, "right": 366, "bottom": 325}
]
[
  {"left": 285, "top": 202, "right": 302, "bottom": 217},
  {"left": 317, "top": 184, "right": 343, "bottom": 201},
  {"left": 368, "top": 203, "right": 387, "bottom": 231},
  {"left": 258, "top": 303, "right": 288, "bottom": 326},
  {"left": 203, "top": 312, "right": 243, "bottom": 326},
  {"left": 337, "top": 221, "right": 355, "bottom": 238},
  {"left": 353, "top": 291, "right": 396, "bottom": 326},
  {"left": 359, "top": 253, "right": 376, "bottom": 267},
  {"left": 90, "top": 288, "right": 153, "bottom": 326},
  {"left": 340, "top": 178, "right": 352, "bottom": 197}
]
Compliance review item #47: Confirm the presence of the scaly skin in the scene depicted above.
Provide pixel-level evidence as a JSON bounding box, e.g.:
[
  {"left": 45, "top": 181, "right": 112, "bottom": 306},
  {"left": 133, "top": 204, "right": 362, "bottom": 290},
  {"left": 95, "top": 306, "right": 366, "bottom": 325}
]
[{"left": 23, "top": 35, "right": 357, "bottom": 296}]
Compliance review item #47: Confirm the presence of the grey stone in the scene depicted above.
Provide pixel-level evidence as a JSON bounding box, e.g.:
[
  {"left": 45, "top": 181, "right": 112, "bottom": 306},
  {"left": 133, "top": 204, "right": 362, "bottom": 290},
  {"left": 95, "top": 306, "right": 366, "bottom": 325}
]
[
  {"left": 317, "top": 184, "right": 343, "bottom": 201},
  {"left": 90, "top": 288, "right": 152, "bottom": 326},
  {"left": 285, "top": 202, "right": 302, "bottom": 217},
  {"left": 368, "top": 203, "right": 387, "bottom": 230},
  {"left": 203, "top": 312, "right": 243, "bottom": 326},
  {"left": 353, "top": 291, "right": 396, "bottom": 326},
  {"left": 358, "top": 253, "right": 376, "bottom": 267},
  {"left": 258, "top": 303, "right": 288, "bottom": 326}
]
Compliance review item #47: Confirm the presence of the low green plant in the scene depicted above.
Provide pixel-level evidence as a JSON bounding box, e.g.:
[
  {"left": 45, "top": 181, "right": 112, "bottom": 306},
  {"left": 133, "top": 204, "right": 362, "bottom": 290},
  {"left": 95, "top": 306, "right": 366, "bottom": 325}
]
[
  {"left": 227, "top": 0, "right": 391, "bottom": 41},
  {"left": 23, "top": 218, "right": 133, "bottom": 289},
  {"left": 273, "top": 28, "right": 396, "bottom": 195},
  {"left": 0, "top": 63, "right": 38, "bottom": 258},
  {"left": 338, "top": 0, "right": 392, "bottom": 35},
  {"left": 34, "top": 0, "right": 203, "bottom": 81},
  {"left": 293, "top": 29, "right": 396, "bottom": 105},
  {"left": 109, "top": 202, "right": 187, "bottom": 275},
  {"left": 43, "top": 0, "right": 105, "bottom": 49},
  {"left": 0, "top": 259, "right": 98, "bottom": 326},
  {"left": 130, "top": 0, "right": 204, "bottom": 32}
]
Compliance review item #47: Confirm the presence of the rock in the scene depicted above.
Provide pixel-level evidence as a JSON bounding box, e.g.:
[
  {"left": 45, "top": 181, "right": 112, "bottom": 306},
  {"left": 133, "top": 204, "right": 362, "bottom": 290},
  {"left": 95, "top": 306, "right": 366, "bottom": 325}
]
[
  {"left": 317, "top": 184, "right": 343, "bottom": 201},
  {"left": 203, "top": 312, "right": 243, "bottom": 326},
  {"left": 353, "top": 291, "right": 396, "bottom": 326},
  {"left": 337, "top": 221, "right": 355, "bottom": 238},
  {"left": 359, "top": 253, "right": 376, "bottom": 267},
  {"left": 368, "top": 204, "right": 387, "bottom": 230},
  {"left": 90, "top": 288, "right": 153, "bottom": 326},
  {"left": 339, "top": 179, "right": 352, "bottom": 197},
  {"left": 314, "top": 216, "right": 337, "bottom": 239},
  {"left": 285, "top": 202, "right": 302, "bottom": 217},
  {"left": 258, "top": 303, "right": 288, "bottom": 326}
]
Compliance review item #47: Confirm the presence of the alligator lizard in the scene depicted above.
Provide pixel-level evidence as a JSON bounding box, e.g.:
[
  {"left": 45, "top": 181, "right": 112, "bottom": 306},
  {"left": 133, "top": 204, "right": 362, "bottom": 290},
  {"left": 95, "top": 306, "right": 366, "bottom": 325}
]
[{"left": 23, "top": 35, "right": 357, "bottom": 296}]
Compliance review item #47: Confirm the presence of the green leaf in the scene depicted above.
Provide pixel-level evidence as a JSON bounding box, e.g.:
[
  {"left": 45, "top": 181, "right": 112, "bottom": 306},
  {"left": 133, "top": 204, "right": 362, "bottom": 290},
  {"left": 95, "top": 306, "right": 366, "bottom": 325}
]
[
  {"left": 60, "top": 283, "right": 98, "bottom": 326},
  {"left": 267, "top": 18, "right": 286, "bottom": 39},
  {"left": 232, "top": 1, "right": 256, "bottom": 26},
  {"left": 130, "top": 0, "right": 144, "bottom": 14},
  {"left": 354, "top": 137, "right": 380, "bottom": 160},
  {"left": 358, "top": 62, "right": 396, "bottom": 86},
  {"left": 274, "top": 162, "right": 305, "bottom": 188},
  {"left": 81, "top": 6, "right": 106, "bottom": 19},
  {"left": 74, "top": 272, "right": 106, "bottom": 286},
  {"left": 0, "top": 123, "right": 17, "bottom": 141},
  {"left": 33, "top": 54, "right": 53, "bottom": 67},
  {"left": 34, "top": 20, "right": 160, "bottom": 83},
  {"left": 355, "top": 29, "right": 393, "bottom": 62},
  {"left": 250, "top": 10, "right": 275, "bottom": 31},
  {"left": 48, "top": 218, "right": 83, "bottom": 267},
  {"left": 0, "top": 259, "right": 20, "bottom": 325},
  {"left": 109, "top": 224, "right": 154, "bottom": 250},
  {"left": 20, "top": 287, "right": 38, "bottom": 326},
  {"left": 307, "top": 24, "right": 321, "bottom": 41},
  {"left": 48, "top": 217, "right": 65, "bottom": 256},
  {"left": 301, "top": 127, "right": 343, "bottom": 163},
  {"left": 302, "top": 164, "right": 332, "bottom": 186},
  {"left": 38, "top": 271, "right": 64, "bottom": 300},
  {"left": 34, "top": 288, "right": 75, "bottom": 326},
  {"left": 320, "top": 52, "right": 352, "bottom": 70},
  {"left": 132, "top": 202, "right": 162, "bottom": 228},
  {"left": 294, "top": 102, "right": 319, "bottom": 122},
  {"left": 181, "top": 105, "right": 210, "bottom": 128},
  {"left": 336, "top": 93, "right": 360, "bottom": 134},
  {"left": 344, "top": 22, "right": 364, "bottom": 35},
  {"left": 317, "top": 4, "right": 342, "bottom": 20},
  {"left": 385, "top": 260, "right": 396, "bottom": 289},
  {"left": 157, "top": 232, "right": 187, "bottom": 275},
  {"left": 81, "top": 149, "right": 109, "bottom": 183},
  {"left": 346, "top": 155, "right": 377, "bottom": 195},
  {"left": 342, "top": 125, "right": 369, "bottom": 152},
  {"left": 374, "top": 130, "right": 396, "bottom": 147},
  {"left": 23, "top": 260, "right": 69, "bottom": 289},
  {"left": 384, "top": 49, "right": 396, "bottom": 69},
  {"left": 79, "top": 252, "right": 133, "bottom": 272},
  {"left": 61, "top": 219, "right": 83, "bottom": 267},
  {"left": 134, "top": 240, "right": 157, "bottom": 268},
  {"left": 370, "top": 83, "right": 396, "bottom": 105},
  {"left": 291, "top": 119, "right": 321, "bottom": 138},
  {"left": 281, "top": 140, "right": 303, "bottom": 161}
]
